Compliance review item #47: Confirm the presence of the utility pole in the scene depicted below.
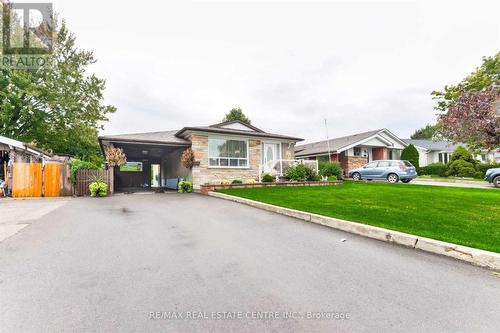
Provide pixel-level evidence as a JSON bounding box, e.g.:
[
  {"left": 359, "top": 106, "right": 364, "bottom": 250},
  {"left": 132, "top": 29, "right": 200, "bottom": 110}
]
[{"left": 324, "top": 118, "right": 331, "bottom": 161}]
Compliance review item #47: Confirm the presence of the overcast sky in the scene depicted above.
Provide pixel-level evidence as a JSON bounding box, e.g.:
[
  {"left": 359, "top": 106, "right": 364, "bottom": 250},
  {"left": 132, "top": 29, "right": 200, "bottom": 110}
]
[{"left": 50, "top": 0, "right": 499, "bottom": 143}]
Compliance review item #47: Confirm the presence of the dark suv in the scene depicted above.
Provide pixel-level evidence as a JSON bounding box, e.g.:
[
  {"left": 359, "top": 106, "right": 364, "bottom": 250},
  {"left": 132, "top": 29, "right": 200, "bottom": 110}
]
[{"left": 484, "top": 168, "right": 500, "bottom": 188}]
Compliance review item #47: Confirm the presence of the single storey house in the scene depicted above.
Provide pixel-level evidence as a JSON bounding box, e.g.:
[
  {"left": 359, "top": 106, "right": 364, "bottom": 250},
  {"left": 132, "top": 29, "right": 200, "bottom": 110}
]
[
  {"left": 98, "top": 120, "right": 303, "bottom": 191},
  {"left": 0, "top": 135, "right": 55, "bottom": 196},
  {"left": 294, "top": 129, "right": 407, "bottom": 175},
  {"left": 403, "top": 139, "right": 500, "bottom": 166}
]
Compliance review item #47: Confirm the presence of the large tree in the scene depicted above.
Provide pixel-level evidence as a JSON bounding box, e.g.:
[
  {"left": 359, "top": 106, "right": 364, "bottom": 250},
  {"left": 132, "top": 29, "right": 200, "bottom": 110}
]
[
  {"left": 222, "top": 107, "right": 251, "bottom": 124},
  {"left": 432, "top": 53, "right": 499, "bottom": 150},
  {"left": 410, "top": 124, "right": 438, "bottom": 139},
  {"left": 0, "top": 16, "right": 115, "bottom": 162}
]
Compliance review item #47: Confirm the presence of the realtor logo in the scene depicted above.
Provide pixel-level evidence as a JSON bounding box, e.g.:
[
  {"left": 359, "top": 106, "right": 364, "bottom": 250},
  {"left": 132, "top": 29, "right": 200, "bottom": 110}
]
[{"left": 2, "top": 2, "right": 54, "bottom": 54}]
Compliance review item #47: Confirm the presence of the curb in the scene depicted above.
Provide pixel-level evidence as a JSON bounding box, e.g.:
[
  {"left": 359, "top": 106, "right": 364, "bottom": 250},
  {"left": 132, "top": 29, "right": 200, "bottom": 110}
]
[{"left": 208, "top": 191, "right": 500, "bottom": 271}]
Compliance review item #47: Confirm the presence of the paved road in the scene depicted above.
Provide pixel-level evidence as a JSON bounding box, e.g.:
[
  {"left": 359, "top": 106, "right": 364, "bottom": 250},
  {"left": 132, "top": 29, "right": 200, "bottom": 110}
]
[{"left": 0, "top": 194, "right": 499, "bottom": 332}]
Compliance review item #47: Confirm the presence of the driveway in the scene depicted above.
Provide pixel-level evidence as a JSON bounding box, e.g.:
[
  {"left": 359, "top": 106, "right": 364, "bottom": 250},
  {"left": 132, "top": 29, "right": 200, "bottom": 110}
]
[
  {"left": 410, "top": 178, "right": 495, "bottom": 189},
  {"left": 0, "top": 194, "right": 499, "bottom": 332}
]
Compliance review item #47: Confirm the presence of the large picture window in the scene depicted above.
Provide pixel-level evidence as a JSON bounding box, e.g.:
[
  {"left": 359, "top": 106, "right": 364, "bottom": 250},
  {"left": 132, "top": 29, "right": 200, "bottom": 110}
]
[{"left": 209, "top": 138, "right": 248, "bottom": 167}]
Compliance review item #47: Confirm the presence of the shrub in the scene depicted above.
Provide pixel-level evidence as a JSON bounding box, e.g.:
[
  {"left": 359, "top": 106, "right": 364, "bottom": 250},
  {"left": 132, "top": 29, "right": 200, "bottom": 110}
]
[
  {"left": 261, "top": 174, "right": 274, "bottom": 182},
  {"left": 327, "top": 175, "right": 337, "bottom": 182},
  {"left": 419, "top": 163, "right": 447, "bottom": 177},
  {"left": 476, "top": 163, "right": 500, "bottom": 178},
  {"left": 286, "top": 163, "right": 318, "bottom": 181},
  {"left": 244, "top": 179, "right": 258, "bottom": 184},
  {"left": 446, "top": 160, "right": 478, "bottom": 177},
  {"left": 319, "top": 162, "right": 343, "bottom": 179},
  {"left": 450, "top": 146, "right": 476, "bottom": 165},
  {"left": 67, "top": 159, "right": 101, "bottom": 185},
  {"left": 401, "top": 144, "right": 419, "bottom": 171},
  {"left": 178, "top": 180, "right": 193, "bottom": 193},
  {"left": 220, "top": 179, "right": 231, "bottom": 185},
  {"left": 231, "top": 179, "right": 242, "bottom": 184},
  {"left": 89, "top": 180, "right": 108, "bottom": 197}
]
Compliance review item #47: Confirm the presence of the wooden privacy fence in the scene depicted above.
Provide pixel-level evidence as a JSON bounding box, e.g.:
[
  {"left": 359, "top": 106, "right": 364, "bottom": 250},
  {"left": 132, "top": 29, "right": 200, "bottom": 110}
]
[
  {"left": 75, "top": 168, "right": 113, "bottom": 196},
  {"left": 11, "top": 162, "right": 72, "bottom": 198}
]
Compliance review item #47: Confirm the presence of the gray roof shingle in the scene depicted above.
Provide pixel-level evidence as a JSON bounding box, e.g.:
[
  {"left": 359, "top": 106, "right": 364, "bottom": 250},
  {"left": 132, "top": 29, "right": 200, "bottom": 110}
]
[
  {"left": 99, "top": 130, "right": 190, "bottom": 145},
  {"left": 295, "top": 129, "right": 383, "bottom": 157},
  {"left": 403, "top": 139, "right": 462, "bottom": 151}
]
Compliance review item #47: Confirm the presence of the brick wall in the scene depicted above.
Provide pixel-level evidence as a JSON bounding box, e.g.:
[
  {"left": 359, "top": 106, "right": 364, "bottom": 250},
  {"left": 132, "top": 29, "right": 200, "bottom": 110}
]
[
  {"left": 191, "top": 134, "right": 262, "bottom": 189},
  {"left": 339, "top": 152, "right": 368, "bottom": 176}
]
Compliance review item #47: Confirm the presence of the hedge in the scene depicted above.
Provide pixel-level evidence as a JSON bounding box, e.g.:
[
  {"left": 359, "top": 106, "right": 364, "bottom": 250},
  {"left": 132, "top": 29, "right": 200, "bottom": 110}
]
[{"left": 419, "top": 163, "right": 447, "bottom": 177}]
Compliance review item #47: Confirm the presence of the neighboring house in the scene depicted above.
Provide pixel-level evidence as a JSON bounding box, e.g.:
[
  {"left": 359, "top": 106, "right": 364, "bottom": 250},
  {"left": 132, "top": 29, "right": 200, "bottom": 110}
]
[
  {"left": 294, "top": 129, "right": 407, "bottom": 176},
  {"left": 98, "top": 120, "right": 303, "bottom": 191},
  {"left": 0, "top": 135, "right": 54, "bottom": 195},
  {"left": 403, "top": 139, "right": 500, "bottom": 166}
]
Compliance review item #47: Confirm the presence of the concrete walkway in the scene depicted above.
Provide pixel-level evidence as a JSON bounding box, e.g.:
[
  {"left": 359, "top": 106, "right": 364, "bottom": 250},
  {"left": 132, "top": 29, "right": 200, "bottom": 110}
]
[{"left": 0, "top": 194, "right": 499, "bottom": 332}]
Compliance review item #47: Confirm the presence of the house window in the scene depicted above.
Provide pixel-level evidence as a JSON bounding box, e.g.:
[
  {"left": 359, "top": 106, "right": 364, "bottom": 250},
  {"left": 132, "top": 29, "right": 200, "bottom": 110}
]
[
  {"left": 353, "top": 147, "right": 361, "bottom": 156},
  {"left": 389, "top": 149, "right": 400, "bottom": 160},
  {"left": 208, "top": 138, "right": 248, "bottom": 168},
  {"left": 438, "top": 153, "right": 449, "bottom": 164},
  {"left": 120, "top": 162, "right": 143, "bottom": 172}
]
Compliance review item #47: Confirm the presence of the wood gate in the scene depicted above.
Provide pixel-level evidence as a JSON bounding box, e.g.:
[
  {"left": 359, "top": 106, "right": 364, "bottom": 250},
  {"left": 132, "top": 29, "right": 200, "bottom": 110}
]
[
  {"left": 43, "top": 163, "right": 61, "bottom": 197},
  {"left": 12, "top": 163, "right": 42, "bottom": 197},
  {"left": 11, "top": 162, "right": 71, "bottom": 198}
]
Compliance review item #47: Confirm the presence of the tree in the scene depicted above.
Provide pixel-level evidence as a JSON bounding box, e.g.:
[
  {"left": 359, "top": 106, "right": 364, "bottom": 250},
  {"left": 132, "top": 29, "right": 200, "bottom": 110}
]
[
  {"left": 222, "top": 108, "right": 251, "bottom": 124},
  {"left": 0, "top": 19, "right": 116, "bottom": 162},
  {"left": 432, "top": 52, "right": 499, "bottom": 150},
  {"left": 437, "top": 85, "right": 499, "bottom": 150},
  {"left": 410, "top": 124, "right": 438, "bottom": 139},
  {"left": 449, "top": 146, "right": 476, "bottom": 165},
  {"left": 446, "top": 146, "right": 478, "bottom": 178},
  {"left": 401, "top": 144, "right": 419, "bottom": 171}
]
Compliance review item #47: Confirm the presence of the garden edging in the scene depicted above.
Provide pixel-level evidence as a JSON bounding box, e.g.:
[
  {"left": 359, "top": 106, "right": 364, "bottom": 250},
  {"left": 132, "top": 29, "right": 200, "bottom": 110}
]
[{"left": 208, "top": 191, "right": 500, "bottom": 271}]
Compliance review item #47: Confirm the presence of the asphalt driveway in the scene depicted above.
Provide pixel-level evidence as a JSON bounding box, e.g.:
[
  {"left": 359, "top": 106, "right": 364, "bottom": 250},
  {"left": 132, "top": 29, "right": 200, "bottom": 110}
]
[{"left": 0, "top": 193, "right": 499, "bottom": 332}]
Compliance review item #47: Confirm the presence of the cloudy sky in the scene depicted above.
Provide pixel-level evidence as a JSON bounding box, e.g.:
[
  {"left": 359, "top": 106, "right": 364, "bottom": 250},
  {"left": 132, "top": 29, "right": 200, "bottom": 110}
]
[{"left": 50, "top": 0, "right": 498, "bottom": 143}]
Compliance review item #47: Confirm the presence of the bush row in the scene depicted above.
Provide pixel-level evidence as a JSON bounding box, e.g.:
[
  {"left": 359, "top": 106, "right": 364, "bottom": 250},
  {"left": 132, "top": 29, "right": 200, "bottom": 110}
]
[{"left": 419, "top": 162, "right": 500, "bottom": 178}]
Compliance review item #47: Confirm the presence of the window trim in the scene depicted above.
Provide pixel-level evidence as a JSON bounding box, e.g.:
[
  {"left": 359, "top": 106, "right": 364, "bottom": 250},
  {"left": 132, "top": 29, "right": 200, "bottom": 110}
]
[{"left": 207, "top": 136, "right": 250, "bottom": 169}]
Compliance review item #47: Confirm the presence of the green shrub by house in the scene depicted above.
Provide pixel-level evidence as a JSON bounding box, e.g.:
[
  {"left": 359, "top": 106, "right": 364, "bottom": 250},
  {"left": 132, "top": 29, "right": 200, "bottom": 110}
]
[
  {"left": 419, "top": 163, "right": 447, "bottom": 177},
  {"left": 286, "top": 164, "right": 318, "bottom": 182},
  {"left": 261, "top": 174, "right": 274, "bottom": 182},
  {"left": 67, "top": 159, "right": 101, "bottom": 184},
  {"left": 446, "top": 159, "right": 478, "bottom": 177},
  {"left": 400, "top": 144, "right": 419, "bottom": 171},
  {"left": 319, "top": 162, "right": 343, "bottom": 179},
  {"left": 450, "top": 146, "right": 476, "bottom": 165},
  {"left": 178, "top": 180, "right": 193, "bottom": 193},
  {"left": 89, "top": 180, "right": 108, "bottom": 197},
  {"left": 231, "top": 179, "right": 243, "bottom": 184}
]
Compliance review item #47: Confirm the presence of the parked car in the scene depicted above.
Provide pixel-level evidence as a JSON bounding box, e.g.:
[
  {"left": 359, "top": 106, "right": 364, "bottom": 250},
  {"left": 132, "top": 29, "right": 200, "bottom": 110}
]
[
  {"left": 349, "top": 160, "right": 417, "bottom": 183},
  {"left": 484, "top": 168, "right": 500, "bottom": 188}
]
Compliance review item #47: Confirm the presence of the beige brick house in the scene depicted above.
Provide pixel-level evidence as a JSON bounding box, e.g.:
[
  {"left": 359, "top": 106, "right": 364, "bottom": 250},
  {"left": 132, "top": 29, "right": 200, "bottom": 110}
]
[{"left": 99, "top": 120, "right": 303, "bottom": 191}]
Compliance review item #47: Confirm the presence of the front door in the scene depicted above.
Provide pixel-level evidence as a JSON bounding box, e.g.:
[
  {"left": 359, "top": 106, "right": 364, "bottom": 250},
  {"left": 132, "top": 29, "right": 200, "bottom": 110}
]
[
  {"left": 150, "top": 164, "right": 160, "bottom": 188},
  {"left": 263, "top": 143, "right": 279, "bottom": 173}
]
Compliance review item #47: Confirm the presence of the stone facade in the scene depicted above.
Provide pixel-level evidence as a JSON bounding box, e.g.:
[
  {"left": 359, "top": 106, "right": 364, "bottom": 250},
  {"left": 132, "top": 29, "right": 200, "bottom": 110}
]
[{"left": 191, "top": 134, "right": 263, "bottom": 189}]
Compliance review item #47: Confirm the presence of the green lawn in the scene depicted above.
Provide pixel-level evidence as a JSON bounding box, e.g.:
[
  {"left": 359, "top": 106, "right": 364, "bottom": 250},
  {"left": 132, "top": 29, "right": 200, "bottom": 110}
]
[{"left": 218, "top": 182, "right": 500, "bottom": 253}]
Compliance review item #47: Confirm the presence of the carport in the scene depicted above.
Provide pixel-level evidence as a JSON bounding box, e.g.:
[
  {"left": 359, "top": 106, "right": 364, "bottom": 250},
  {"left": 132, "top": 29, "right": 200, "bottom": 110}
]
[{"left": 99, "top": 131, "right": 191, "bottom": 192}]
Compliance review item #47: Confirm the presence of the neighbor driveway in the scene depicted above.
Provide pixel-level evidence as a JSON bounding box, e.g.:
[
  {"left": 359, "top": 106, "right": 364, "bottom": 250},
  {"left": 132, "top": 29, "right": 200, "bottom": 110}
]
[{"left": 0, "top": 193, "right": 499, "bottom": 332}]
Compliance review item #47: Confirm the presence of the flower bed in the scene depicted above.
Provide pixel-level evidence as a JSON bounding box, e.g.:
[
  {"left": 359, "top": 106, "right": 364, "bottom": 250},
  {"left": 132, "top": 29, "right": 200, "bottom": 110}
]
[{"left": 200, "top": 180, "right": 342, "bottom": 194}]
